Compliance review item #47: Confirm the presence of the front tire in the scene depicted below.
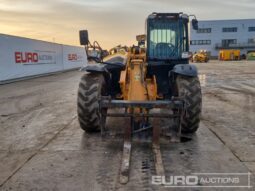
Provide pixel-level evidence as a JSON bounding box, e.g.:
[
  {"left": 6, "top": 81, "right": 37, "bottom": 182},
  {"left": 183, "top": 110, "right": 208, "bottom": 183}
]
[
  {"left": 77, "top": 73, "right": 106, "bottom": 133},
  {"left": 176, "top": 75, "right": 202, "bottom": 134}
]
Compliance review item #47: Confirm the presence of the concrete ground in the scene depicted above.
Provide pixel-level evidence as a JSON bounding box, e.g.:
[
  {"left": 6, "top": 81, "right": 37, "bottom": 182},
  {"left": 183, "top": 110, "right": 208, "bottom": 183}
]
[{"left": 0, "top": 61, "right": 254, "bottom": 191}]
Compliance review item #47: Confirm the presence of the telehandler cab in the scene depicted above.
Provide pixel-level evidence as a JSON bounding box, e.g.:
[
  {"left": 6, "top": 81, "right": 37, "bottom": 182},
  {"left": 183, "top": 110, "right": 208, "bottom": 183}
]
[{"left": 77, "top": 12, "right": 202, "bottom": 184}]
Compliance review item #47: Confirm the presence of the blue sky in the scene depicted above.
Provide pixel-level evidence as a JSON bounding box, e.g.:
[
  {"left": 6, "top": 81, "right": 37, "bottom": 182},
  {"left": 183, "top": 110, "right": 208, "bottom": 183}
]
[{"left": 0, "top": 0, "right": 254, "bottom": 49}]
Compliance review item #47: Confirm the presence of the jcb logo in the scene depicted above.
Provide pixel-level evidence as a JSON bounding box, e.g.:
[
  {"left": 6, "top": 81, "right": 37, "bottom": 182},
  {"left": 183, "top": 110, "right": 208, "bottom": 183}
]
[{"left": 15, "top": 52, "right": 38, "bottom": 63}]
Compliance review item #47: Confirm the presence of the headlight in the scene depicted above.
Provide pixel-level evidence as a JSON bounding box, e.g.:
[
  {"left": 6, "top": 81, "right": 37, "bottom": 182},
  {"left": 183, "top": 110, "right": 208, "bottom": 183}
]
[
  {"left": 182, "top": 52, "right": 189, "bottom": 59},
  {"left": 88, "top": 50, "right": 101, "bottom": 58}
]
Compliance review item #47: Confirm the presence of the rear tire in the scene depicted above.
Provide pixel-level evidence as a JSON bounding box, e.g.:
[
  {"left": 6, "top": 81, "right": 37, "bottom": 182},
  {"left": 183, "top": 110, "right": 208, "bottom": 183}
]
[
  {"left": 77, "top": 73, "right": 106, "bottom": 132},
  {"left": 176, "top": 75, "right": 202, "bottom": 134}
]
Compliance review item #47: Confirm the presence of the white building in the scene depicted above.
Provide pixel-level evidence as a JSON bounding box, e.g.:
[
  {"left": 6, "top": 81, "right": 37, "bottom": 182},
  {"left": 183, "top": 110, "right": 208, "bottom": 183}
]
[{"left": 190, "top": 19, "right": 255, "bottom": 58}]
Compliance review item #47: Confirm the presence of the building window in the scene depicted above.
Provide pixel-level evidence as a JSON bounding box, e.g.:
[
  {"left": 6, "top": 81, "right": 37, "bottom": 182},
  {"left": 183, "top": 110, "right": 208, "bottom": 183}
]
[
  {"left": 248, "top": 38, "right": 255, "bottom": 44},
  {"left": 197, "top": 28, "right": 211, "bottom": 33},
  {"left": 248, "top": 27, "right": 255, "bottom": 32},
  {"left": 222, "top": 39, "right": 237, "bottom": 47},
  {"left": 190, "top": 40, "right": 211, "bottom": 45},
  {"left": 222, "top": 27, "right": 237, "bottom": 32}
]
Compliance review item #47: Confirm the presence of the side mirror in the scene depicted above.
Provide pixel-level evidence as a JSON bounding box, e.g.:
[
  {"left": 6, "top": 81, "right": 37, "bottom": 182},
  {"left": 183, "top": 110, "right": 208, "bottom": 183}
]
[
  {"left": 192, "top": 19, "right": 198, "bottom": 30},
  {"left": 79, "top": 30, "right": 89, "bottom": 45}
]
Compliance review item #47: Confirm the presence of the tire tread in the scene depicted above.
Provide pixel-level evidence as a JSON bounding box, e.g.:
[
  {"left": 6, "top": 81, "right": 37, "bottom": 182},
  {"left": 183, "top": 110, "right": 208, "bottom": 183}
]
[{"left": 176, "top": 75, "right": 202, "bottom": 133}]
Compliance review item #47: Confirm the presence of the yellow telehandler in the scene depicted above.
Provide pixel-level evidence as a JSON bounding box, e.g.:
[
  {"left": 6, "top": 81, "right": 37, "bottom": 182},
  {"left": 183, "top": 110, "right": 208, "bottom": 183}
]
[
  {"left": 78, "top": 12, "right": 202, "bottom": 184},
  {"left": 192, "top": 50, "right": 209, "bottom": 63}
]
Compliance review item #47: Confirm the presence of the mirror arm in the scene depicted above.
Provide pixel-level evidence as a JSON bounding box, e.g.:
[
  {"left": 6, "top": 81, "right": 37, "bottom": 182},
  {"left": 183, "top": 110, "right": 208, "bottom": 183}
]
[
  {"left": 189, "top": 14, "right": 197, "bottom": 20},
  {"left": 84, "top": 41, "right": 92, "bottom": 58},
  {"left": 93, "top": 41, "right": 103, "bottom": 51},
  {"left": 93, "top": 41, "right": 104, "bottom": 62}
]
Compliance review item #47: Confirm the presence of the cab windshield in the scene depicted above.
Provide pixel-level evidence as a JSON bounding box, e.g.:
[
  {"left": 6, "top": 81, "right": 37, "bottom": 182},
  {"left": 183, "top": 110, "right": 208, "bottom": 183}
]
[{"left": 148, "top": 20, "right": 187, "bottom": 60}]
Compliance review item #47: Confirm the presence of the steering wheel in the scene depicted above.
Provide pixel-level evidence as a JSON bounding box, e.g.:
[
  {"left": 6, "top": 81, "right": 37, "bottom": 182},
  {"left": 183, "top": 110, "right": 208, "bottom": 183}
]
[
  {"left": 167, "top": 43, "right": 175, "bottom": 55},
  {"left": 155, "top": 43, "right": 175, "bottom": 56}
]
